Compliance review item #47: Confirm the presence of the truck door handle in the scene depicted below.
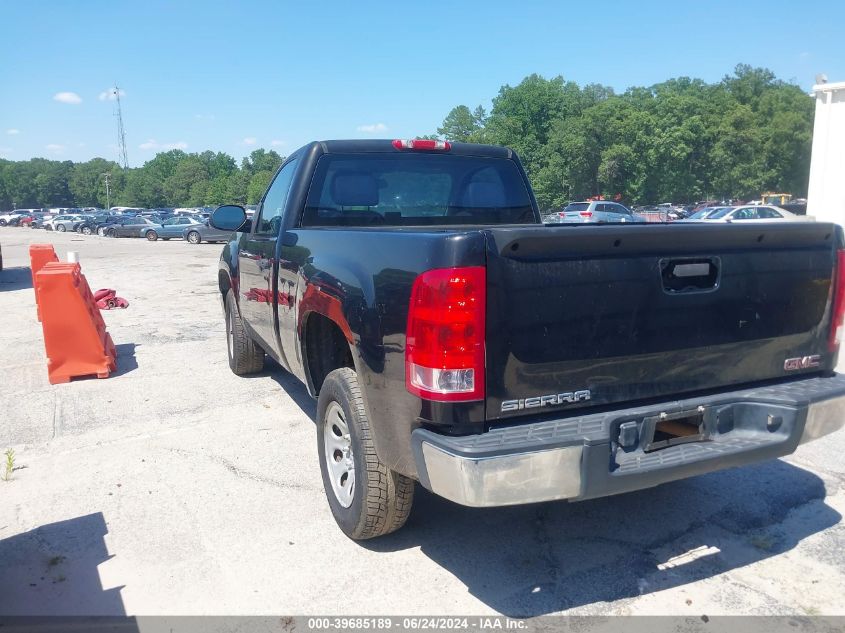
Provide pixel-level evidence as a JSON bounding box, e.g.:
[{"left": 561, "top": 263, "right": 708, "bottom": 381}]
[{"left": 660, "top": 257, "right": 720, "bottom": 294}]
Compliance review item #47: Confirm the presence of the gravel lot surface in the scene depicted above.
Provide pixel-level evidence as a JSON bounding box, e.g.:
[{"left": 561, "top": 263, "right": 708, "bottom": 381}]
[{"left": 1, "top": 229, "right": 843, "bottom": 617}]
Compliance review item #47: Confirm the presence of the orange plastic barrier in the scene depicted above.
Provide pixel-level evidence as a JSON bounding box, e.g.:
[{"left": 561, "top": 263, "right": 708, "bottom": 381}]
[
  {"left": 36, "top": 262, "right": 117, "bottom": 384},
  {"left": 29, "top": 244, "right": 59, "bottom": 321}
]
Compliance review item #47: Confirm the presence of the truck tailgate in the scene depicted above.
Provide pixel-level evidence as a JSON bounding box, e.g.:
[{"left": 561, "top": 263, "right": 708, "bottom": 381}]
[{"left": 483, "top": 223, "right": 840, "bottom": 421}]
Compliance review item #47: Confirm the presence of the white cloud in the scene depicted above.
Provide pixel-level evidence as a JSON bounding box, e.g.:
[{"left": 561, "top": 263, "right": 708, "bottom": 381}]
[
  {"left": 242, "top": 137, "right": 257, "bottom": 146},
  {"left": 6, "top": 128, "right": 20, "bottom": 135},
  {"left": 0, "top": 147, "right": 12, "bottom": 156},
  {"left": 356, "top": 123, "right": 388, "bottom": 133},
  {"left": 46, "top": 144, "right": 66, "bottom": 153},
  {"left": 53, "top": 92, "right": 82, "bottom": 105},
  {"left": 139, "top": 139, "right": 188, "bottom": 151},
  {"left": 99, "top": 87, "right": 126, "bottom": 101},
  {"left": 271, "top": 139, "right": 286, "bottom": 147},
  {"left": 194, "top": 114, "right": 215, "bottom": 121}
]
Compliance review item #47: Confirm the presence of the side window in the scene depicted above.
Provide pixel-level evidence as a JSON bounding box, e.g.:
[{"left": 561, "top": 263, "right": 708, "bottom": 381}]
[
  {"left": 759, "top": 207, "right": 782, "bottom": 218},
  {"left": 735, "top": 207, "right": 758, "bottom": 220},
  {"left": 255, "top": 158, "right": 299, "bottom": 235}
]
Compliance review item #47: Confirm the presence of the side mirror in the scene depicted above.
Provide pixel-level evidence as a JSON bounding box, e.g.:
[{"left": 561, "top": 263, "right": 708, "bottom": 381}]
[{"left": 211, "top": 205, "right": 248, "bottom": 232}]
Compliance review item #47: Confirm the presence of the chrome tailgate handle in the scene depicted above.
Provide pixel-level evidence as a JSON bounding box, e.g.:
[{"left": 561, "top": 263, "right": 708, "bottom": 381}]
[{"left": 660, "top": 257, "right": 720, "bottom": 294}]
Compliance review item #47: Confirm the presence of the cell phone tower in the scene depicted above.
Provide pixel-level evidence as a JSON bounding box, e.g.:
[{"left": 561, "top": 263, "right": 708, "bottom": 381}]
[{"left": 112, "top": 86, "right": 129, "bottom": 169}]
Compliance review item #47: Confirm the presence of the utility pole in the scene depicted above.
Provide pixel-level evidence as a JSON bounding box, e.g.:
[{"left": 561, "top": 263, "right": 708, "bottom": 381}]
[{"left": 101, "top": 172, "right": 111, "bottom": 210}]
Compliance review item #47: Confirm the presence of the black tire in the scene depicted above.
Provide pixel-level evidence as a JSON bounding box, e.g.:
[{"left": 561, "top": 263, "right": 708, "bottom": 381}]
[
  {"left": 224, "top": 289, "right": 264, "bottom": 375},
  {"left": 81, "top": 226, "right": 92, "bottom": 235},
  {"left": 106, "top": 229, "right": 117, "bottom": 238},
  {"left": 317, "top": 367, "right": 414, "bottom": 540},
  {"left": 0, "top": 219, "right": 6, "bottom": 227},
  {"left": 56, "top": 224, "right": 66, "bottom": 232},
  {"left": 161, "top": 237, "right": 170, "bottom": 241},
  {"left": 145, "top": 230, "right": 158, "bottom": 241},
  {"left": 187, "top": 231, "right": 201, "bottom": 244},
  {"left": 97, "top": 227, "right": 106, "bottom": 236}
]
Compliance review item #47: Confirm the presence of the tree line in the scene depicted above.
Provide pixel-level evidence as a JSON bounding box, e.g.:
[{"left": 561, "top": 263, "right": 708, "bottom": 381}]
[
  {"left": 430, "top": 64, "right": 814, "bottom": 209},
  {"left": 0, "top": 65, "right": 814, "bottom": 211},
  {"left": 0, "top": 148, "right": 284, "bottom": 210}
]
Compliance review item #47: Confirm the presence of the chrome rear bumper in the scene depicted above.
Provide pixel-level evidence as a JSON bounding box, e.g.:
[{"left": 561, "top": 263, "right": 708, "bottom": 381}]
[{"left": 412, "top": 375, "right": 845, "bottom": 508}]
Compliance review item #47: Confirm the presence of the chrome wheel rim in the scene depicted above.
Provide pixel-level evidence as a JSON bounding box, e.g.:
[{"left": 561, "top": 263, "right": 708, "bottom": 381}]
[
  {"left": 188, "top": 233, "right": 199, "bottom": 243},
  {"left": 323, "top": 401, "right": 355, "bottom": 508}
]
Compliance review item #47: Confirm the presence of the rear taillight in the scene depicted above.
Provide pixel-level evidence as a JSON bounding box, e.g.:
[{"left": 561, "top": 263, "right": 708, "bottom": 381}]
[
  {"left": 406, "top": 267, "right": 485, "bottom": 401},
  {"left": 829, "top": 250, "right": 845, "bottom": 352},
  {"left": 579, "top": 211, "right": 593, "bottom": 218},
  {"left": 392, "top": 139, "right": 452, "bottom": 151}
]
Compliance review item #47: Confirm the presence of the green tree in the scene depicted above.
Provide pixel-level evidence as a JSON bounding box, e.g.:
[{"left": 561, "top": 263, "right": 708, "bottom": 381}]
[
  {"left": 437, "top": 105, "right": 486, "bottom": 142},
  {"left": 247, "top": 170, "right": 273, "bottom": 204}
]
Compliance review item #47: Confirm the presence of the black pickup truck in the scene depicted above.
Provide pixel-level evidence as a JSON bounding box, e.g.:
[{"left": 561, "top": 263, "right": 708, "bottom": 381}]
[{"left": 211, "top": 139, "right": 845, "bottom": 540}]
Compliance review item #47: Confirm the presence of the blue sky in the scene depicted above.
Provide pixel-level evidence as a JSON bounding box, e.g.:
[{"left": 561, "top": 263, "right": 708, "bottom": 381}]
[{"left": 2, "top": 0, "right": 843, "bottom": 167}]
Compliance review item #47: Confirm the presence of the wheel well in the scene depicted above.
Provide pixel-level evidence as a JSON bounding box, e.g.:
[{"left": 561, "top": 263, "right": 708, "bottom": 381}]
[{"left": 304, "top": 312, "right": 354, "bottom": 394}]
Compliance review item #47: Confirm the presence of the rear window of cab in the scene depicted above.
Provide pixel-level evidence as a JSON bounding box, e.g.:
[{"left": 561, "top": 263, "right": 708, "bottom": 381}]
[{"left": 301, "top": 153, "right": 535, "bottom": 227}]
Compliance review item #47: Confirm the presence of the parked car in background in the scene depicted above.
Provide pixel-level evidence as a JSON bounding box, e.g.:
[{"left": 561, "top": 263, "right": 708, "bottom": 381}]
[
  {"left": 182, "top": 219, "right": 234, "bottom": 244},
  {"left": 45, "top": 214, "right": 85, "bottom": 232},
  {"left": 0, "top": 211, "right": 25, "bottom": 226},
  {"left": 700, "top": 205, "right": 808, "bottom": 222},
  {"left": 683, "top": 206, "right": 729, "bottom": 220},
  {"left": 105, "top": 216, "right": 160, "bottom": 237},
  {"left": 18, "top": 213, "right": 40, "bottom": 227},
  {"left": 142, "top": 215, "right": 202, "bottom": 241},
  {"left": 552, "top": 201, "right": 645, "bottom": 224},
  {"left": 29, "top": 214, "right": 55, "bottom": 229},
  {"left": 92, "top": 216, "right": 139, "bottom": 236},
  {"left": 72, "top": 214, "right": 111, "bottom": 235}
]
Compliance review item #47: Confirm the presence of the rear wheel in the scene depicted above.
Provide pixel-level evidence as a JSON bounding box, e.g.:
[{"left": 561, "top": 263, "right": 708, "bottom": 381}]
[
  {"left": 317, "top": 367, "right": 414, "bottom": 539},
  {"left": 56, "top": 224, "right": 66, "bottom": 232},
  {"left": 106, "top": 228, "right": 117, "bottom": 238},
  {"left": 187, "top": 231, "right": 201, "bottom": 244},
  {"left": 224, "top": 289, "right": 264, "bottom": 375},
  {"left": 145, "top": 230, "right": 158, "bottom": 241}
]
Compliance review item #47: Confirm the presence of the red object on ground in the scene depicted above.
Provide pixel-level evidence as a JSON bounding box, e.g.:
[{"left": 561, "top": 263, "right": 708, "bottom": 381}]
[
  {"left": 35, "top": 262, "right": 117, "bottom": 384},
  {"left": 29, "top": 244, "right": 59, "bottom": 321},
  {"left": 94, "top": 288, "right": 129, "bottom": 310}
]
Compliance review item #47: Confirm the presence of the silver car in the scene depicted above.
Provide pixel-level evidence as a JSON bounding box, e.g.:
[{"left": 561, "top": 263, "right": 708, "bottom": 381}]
[
  {"left": 699, "top": 205, "right": 809, "bottom": 223},
  {"left": 552, "top": 201, "right": 646, "bottom": 223},
  {"left": 46, "top": 214, "right": 85, "bottom": 232},
  {"left": 182, "top": 220, "right": 234, "bottom": 244}
]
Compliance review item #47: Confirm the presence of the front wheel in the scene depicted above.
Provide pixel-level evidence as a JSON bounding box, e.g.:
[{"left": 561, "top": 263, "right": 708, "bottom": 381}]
[
  {"left": 187, "top": 231, "right": 201, "bottom": 244},
  {"left": 0, "top": 219, "right": 6, "bottom": 227},
  {"left": 81, "top": 226, "right": 92, "bottom": 235},
  {"left": 317, "top": 367, "right": 414, "bottom": 540},
  {"left": 56, "top": 224, "right": 66, "bottom": 232},
  {"left": 145, "top": 230, "right": 158, "bottom": 241},
  {"left": 97, "top": 227, "right": 106, "bottom": 236},
  {"left": 224, "top": 289, "right": 264, "bottom": 375}
]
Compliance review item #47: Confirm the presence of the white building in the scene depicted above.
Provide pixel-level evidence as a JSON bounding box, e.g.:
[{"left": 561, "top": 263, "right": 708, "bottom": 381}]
[{"left": 807, "top": 80, "right": 845, "bottom": 225}]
